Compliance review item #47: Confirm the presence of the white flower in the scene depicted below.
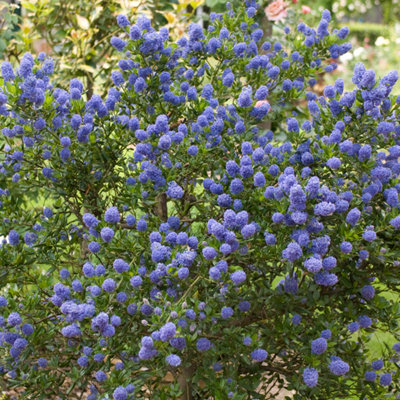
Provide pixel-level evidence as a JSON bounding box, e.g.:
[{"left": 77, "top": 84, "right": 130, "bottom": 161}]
[
  {"left": 354, "top": 47, "right": 367, "bottom": 58},
  {"left": 375, "top": 36, "right": 390, "bottom": 47},
  {"left": 340, "top": 52, "right": 353, "bottom": 63}
]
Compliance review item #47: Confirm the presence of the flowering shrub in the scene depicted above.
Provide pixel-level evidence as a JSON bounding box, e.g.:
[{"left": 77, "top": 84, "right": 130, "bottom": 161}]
[
  {"left": 3, "top": 0, "right": 200, "bottom": 98},
  {"left": 0, "top": 2, "right": 400, "bottom": 399}
]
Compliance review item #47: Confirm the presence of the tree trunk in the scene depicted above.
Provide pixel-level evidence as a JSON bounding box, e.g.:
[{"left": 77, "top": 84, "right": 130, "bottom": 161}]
[
  {"left": 153, "top": 192, "right": 168, "bottom": 221},
  {"left": 178, "top": 365, "right": 196, "bottom": 400}
]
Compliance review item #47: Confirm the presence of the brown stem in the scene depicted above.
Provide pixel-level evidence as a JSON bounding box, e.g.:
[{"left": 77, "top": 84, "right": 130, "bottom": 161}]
[
  {"left": 178, "top": 365, "right": 196, "bottom": 400},
  {"left": 153, "top": 192, "right": 168, "bottom": 221}
]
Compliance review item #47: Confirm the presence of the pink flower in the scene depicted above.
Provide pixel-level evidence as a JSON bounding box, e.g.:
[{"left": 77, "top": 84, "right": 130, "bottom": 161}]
[
  {"left": 255, "top": 100, "right": 270, "bottom": 108},
  {"left": 301, "top": 5, "right": 311, "bottom": 14},
  {"left": 265, "top": 0, "right": 288, "bottom": 21}
]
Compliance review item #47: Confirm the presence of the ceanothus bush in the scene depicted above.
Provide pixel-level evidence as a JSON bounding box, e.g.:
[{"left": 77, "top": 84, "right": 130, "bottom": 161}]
[{"left": 0, "top": 1, "right": 400, "bottom": 399}]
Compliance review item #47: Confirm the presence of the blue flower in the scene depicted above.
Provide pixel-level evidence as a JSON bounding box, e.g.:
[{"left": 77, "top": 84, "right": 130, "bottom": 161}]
[
  {"left": 111, "top": 70, "right": 124, "bottom": 86},
  {"left": 166, "top": 181, "right": 184, "bottom": 199},
  {"left": 102, "top": 278, "right": 116, "bottom": 293},
  {"left": 393, "top": 342, "right": 400, "bottom": 352},
  {"left": 202, "top": 83, "right": 214, "bottom": 100},
  {"left": 0, "top": 296, "right": 8, "bottom": 307},
  {"left": 340, "top": 241, "right": 352, "bottom": 253},
  {"left": 362, "top": 230, "right": 376, "bottom": 242},
  {"left": 371, "top": 359, "right": 384, "bottom": 370},
  {"left": 231, "top": 270, "right": 246, "bottom": 285},
  {"left": 311, "top": 338, "right": 327, "bottom": 355},
  {"left": 221, "top": 307, "right": 233, "bottom": 319},
  {"left": 308, "top": 101, "right": 319, "bottom": 115},
  {"left": 70, "top": 78, "right": 83, "bottom": 92},
  {"left": 8, "top": 230, "right": 19, "bottom": 246},
  {"left": 113, "top": 386, "right": 128, "bottom": 400},
  {"left": 209, "top": 266, "right": 221, "bottom": 280},
  {"left": 37, "top": 358, "right": 48, "bottom": 368},
  {"left": 346, "top": 208, "right": 361, "bottom": 226},
  {"left": 304, "top": 257, "right": 322, "bottom": 273},
  {"left": 314, "top": 202, "right": 335, "bottom": 216},
  {"left": 160, "top": 322, "right": 176, "bottom": 342},
  {"left": 223, "top": 72, "right": 235, "bottom": 87},
  {"left": 321, "top": 329, "right": 331, "bottom": 339},
  {"left": 314, "top": 271, "right": 338, "bottom": 286},
  {"left": 241, "top": 224, "right": 256, "bottom": 239},
  {"left": 377, "top": 121, "right": 394, "bottom": 134},
  {"left": 134, "top": 77, "right": 147, "bottom": 92},
  {"left": 292, "top": 314, "right": 302, "bottom": 325},
  {"left": 166, "top": 354, "right": 181, "bottom": 366},
  {"left": 253, "top": 172, "right": 266, "bottom": 187},
  {"left": 326, "top": 157, "right": 341, "bottom": 169},
  {"left": 100, "top": 227, "right": 114, "bottom": 242},
  {"left": 365, "top": 371, "right": 376, "bottom": 381},
  {"left": 130, "top": 25, "right": 141, "bottom": 40},
  {"left": 339, "top": 91, "right": 355, "bottom": 108},
  {"left": 290, "top": 185, "right": 306, "bottom": 211},
  {"left": 19, "top": 53, "right": 34, "bottom": 78},
  {"left": 202, "top": 246, "right": 217, "bottom": 260},
  {"left": 7, "top": 312, "right": 22, "bottom": 326},
  {"left": 230, "top": 178, "right": 244, "bottom": 195},
  {"left": 43, "top": 58, "right": 54, "bottom": 75},
  {"left": 337, "top": 26, "right": 349, "bottom": 39},
  {"left": 217, "top": 194, "right": 232, "bottom": 208},
  {"left": 329, "top": 358, "right": 349, "bottom": 376},
  {"left": 243, "top": 337, "right": 252, "bottom": 346},
  {"left": 187, "top": 145, "right": 198, "bottom": 156},
  {"left": 83, "top": 213, "right": 99, "bottom": 228},
  {"left": 283, "top": 274, "right": 298, "bottom": 294},
  {"left": 61, "top": 324, "right": 82, "bottom": 338},
  {"left": 130, "top": 275, "right": 143, "bottom": 288},
  {"left": 282, "top": 79, "right": 292, "bottom": 91},
  {"left": 77, "top": 356, "right": 89, "bottom": 367},
  {"left": 158, "top": 134, "right": 171, "bottom": 150},
  {"left": 113, "top": 258, "right": 129, "bottom": 273},
  {"left": 268, "top": 66, "right": 280, "bottom": 79},
  {"left": 287, "top": 118, "right": 299, "bottom": 133},
  {"left": 380, "top": 373, "right": 392, "bottom": 386},
  {"left": 196, "top": 338, "right": 211, "bottom": 351},
  {"left": 238, "top": 88, "right": 252, "bottom": 107},
  {"left": 251, "top": 349, "right": 267, "bottom": 362},
  {"left": 110, "top": 315, "right": 121, "bottom": 326},
  {"left": 95, "top": 370, "right": 107, "bottom": 382},
  {"left": 1, "top": 62, "right": 15, "bottom": 81},
  {"left": 110, "top": 37, "right": 127, "bottom": 51},
  {"left": 188, "top": 23, "right": 204, "bottom": 41},
  {"left": 116, "top": 14, "right": 130, "bottom": 27},
  {"left": 282, "top": 242, "right": 303, "bottom": 262},
  {"left": 361, "top": 285, "right": 375, "bottom": 300},
  {"left": 233, "top": 42, "right": 246, "bottom": 57},
  {"left": 303, "top": 368, "right": 318, "bottom": 388},
  {"left": 104, "top": 207, "right": 120, "bottom": 224},
  {"left": 324, "top": 85, "right": 335, "bottom": 98},
  {"left": 358, "top": 315, "right": 372, "bottom": 328},
  {"left": 347, "top": 322, "right": 359, "bottom": 333},
  {"left": 88, "top": 241, "right": 101, "bottom": 253}
]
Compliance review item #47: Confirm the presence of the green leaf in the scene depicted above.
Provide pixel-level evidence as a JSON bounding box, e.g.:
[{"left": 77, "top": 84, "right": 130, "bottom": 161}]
[
  {"left": 78, "top": 64, "right": 96, "bottom": 73},
  {"left": 21, "top": 0, "right": 37, "bottom": 12},
  {"left": 76, "top": 15, "right": 90, "bottom": 30},
  {"left": 205, "top": 0, "right": 222, "bottom": 7}
]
